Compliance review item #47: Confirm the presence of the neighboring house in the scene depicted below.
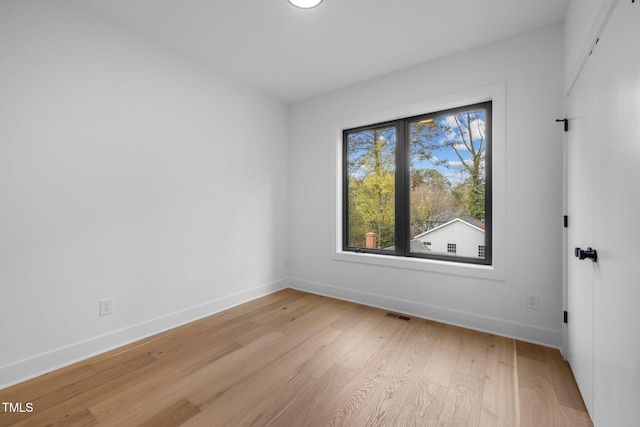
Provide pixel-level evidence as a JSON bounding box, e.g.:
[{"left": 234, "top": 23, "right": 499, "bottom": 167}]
[{"left": 413, "top": 217, "right": 485, "bottom": 258}]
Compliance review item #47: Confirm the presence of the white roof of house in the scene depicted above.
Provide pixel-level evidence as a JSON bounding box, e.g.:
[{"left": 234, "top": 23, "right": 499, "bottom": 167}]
[{"left": 414, "top": 217, "right": 485, "bottom": 239}]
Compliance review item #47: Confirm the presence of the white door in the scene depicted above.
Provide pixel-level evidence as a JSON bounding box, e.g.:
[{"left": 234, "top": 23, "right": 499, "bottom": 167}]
[
  {"left": 567, "top": 1, "right": 640, "bottom": 425},
  {"left": 590, "top": 1, "right": 640, "bottom": 425},
  {"left": 566, "top": 46, "right": 596, "bottom": 416}
]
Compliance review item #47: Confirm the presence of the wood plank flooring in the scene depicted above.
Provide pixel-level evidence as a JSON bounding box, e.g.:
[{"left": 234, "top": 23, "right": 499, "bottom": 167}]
[{"left": 0, "top": 289, "right": 592, "bottom": 426}]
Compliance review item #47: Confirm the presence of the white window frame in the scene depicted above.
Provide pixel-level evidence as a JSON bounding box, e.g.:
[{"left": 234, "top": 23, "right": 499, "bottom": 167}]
[{"left": 331, "top": 83, "right": 506, "bottom": 281}]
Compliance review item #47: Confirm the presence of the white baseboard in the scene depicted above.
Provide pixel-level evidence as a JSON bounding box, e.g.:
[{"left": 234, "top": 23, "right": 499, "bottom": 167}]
[
  {"left": 0, "top": 279, "right": 288, "bottom": 390},
  {"left": 289, "top": 277, "right": 562, "bottom": 350}
]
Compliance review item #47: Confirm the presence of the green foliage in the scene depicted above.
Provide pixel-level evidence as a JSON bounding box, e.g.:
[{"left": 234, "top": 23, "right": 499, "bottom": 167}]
[
  {"left": 348, "top": 172, "right": 395, "bottom": 248},
  {"left": 347, "top": 128, "right": 395, "bottom": 248}
]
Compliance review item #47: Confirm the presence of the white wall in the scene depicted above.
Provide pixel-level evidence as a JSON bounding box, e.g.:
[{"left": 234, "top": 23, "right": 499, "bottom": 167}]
[
  {"left": 288, "top": 24, "right": 565, "bottom": 348},
  {"left": 0, "top": 0, "right": 289, "bottom": 388},
  {"left": 564, "top": 0, "right": 617, "bottom": 91}
]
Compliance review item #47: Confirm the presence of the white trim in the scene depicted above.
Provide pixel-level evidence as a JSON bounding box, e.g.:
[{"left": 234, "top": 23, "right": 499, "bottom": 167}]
[
  {"left": 0, "top": 279, "right": 288, "bottom": 390},
  {"left": 290, "top": 278, "right": 562, "bottom": 349},
  {"left": 331, "top": 83, "right": 506, "bottom": 281}
]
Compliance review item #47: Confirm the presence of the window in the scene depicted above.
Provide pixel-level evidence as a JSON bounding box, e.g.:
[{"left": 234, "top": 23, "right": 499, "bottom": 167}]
[{"left": 343, "top": 101, "right": 491, "bottom": 265}]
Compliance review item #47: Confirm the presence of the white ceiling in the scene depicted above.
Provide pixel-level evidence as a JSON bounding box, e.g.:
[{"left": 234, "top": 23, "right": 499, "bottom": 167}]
[{"left": 68, "top": 0, "right": 569, "bottom": 103}]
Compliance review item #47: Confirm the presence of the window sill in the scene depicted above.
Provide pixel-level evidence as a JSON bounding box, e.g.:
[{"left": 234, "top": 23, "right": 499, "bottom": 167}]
[{"left": 332, "top": 250, "right": 504, "bottom": 281}]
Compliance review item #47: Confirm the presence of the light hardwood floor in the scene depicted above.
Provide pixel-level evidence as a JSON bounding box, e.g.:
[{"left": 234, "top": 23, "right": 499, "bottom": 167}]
[{"left": 0, "top": 289, "right": 592, "bottom": 426}]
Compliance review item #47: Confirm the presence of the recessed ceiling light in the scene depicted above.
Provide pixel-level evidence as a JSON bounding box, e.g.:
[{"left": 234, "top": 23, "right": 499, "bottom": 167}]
[{"left": 287, "top": 0, "right": 323, "bottom": 9}]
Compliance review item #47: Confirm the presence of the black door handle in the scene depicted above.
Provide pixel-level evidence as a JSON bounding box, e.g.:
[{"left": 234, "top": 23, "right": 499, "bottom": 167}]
[{"left": 575, "top": 247, "right": 598, "bottom": 262}]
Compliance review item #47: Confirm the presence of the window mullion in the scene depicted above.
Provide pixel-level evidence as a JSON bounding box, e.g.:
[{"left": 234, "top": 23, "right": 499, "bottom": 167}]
[{"left": 394, "top": 120, "right": 409, "bottom": 256}]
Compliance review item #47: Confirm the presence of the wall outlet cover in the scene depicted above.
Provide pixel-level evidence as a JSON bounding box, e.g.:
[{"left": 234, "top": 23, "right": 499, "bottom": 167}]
[
  {"left": 526, "top": 294, "right": 539, "bottom": 311},
  {"left": 99, "top": 298, "right": 113, "bottom": 316}
]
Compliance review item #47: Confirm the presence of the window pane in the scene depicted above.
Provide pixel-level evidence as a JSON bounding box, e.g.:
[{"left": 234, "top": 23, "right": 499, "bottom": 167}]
[
  {"left": 346, "top": 126, "right": 395, "bottom": 251},
  {"left": 408, "top": 108, "right": 487, "bottom": 259}
]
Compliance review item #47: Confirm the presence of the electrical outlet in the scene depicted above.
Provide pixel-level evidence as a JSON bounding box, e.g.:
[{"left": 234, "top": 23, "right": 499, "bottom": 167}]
[
  {"left": 99, "top": 298, "right": 113, "bottom": 316},
  {"left": 526, "top": 294, "right": 539, "bottom": 311}
]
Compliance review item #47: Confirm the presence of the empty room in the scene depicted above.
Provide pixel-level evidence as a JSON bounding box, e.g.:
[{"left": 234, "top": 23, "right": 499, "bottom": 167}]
[{"left": 0, "top": 0, "right": 638, "bottom": 426}]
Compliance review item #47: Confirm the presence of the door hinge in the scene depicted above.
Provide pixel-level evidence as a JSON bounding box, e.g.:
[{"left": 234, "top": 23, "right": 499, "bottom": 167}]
[
  {"left": 555, "top": 118, "right": 569, "bottom": 132},
  {"left": 563, "top": 310, "right": 568, "bottom": 323},
  {"left": 564, "top": 215, "right": 568, "bottom": 228}
]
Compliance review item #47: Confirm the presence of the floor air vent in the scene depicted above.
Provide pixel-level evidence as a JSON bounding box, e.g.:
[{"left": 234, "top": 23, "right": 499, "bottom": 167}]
[{"left": 386, "top": 312, "right": 411, "bottom": 321}]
